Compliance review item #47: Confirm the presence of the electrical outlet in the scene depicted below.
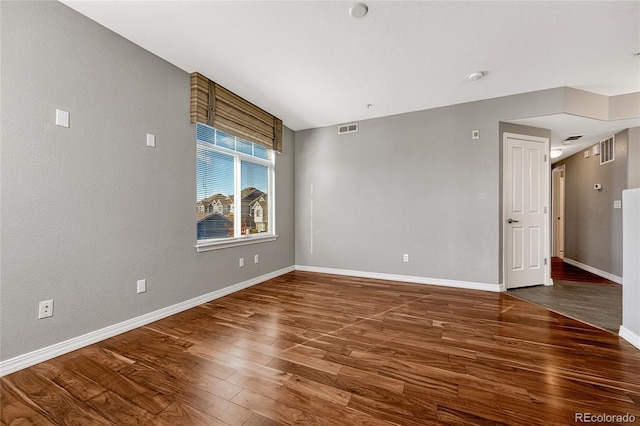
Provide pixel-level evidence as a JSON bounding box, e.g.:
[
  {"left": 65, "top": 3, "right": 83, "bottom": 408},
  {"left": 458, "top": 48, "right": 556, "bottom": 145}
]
[
  {"left": 254, "top": 254, "right": 259, "bottom": 264},
  {"left": 137, "top": 279, "right": 147, "bottom": 294},
  {"left": 38, "top": 300, "right": 54, "bottom": 319},
  {"left": 403, "top": 254, "right": 409, "bottom": 263},
  {"left": 239, "top": 257, "right": 245, "bottom": 267}
]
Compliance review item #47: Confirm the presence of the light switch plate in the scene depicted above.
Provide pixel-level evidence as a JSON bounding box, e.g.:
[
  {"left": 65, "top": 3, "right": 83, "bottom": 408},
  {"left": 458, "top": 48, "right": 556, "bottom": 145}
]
[
  {"left": 56, "top": 109, "right": 69, "bottom": 128},
  {"left": 613, "top": 200, "right": 622, "bottom": 209},
  {"left": 146, "top": 133, "right": 156, "bottom": 147}
]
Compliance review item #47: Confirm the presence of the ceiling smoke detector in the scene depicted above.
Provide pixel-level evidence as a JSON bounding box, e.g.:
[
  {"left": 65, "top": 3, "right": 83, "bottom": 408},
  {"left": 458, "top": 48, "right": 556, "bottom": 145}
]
[
  {"left": 349, "top": 3, "right": 368, "bottom": 18},
  {"left": 468, "top": 71, "right": 485, "bottom": 81}
]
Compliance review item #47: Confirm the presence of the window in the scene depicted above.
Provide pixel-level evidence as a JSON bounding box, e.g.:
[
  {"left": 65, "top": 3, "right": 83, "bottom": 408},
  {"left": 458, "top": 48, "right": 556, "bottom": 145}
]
[{"left": 196, "top": 123, "right": 275, "bottom": 250}]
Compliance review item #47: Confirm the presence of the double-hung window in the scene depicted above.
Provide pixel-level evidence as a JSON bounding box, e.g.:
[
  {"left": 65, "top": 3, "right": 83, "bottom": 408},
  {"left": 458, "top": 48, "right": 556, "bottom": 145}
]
[{"left": 196, "top": 122, "right": 275, "bottom": 251}]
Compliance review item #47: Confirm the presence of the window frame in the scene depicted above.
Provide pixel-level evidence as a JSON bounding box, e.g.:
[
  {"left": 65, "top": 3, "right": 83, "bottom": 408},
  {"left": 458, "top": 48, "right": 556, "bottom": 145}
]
[{"left": 196, "top": 125, "right": 277, "bottom": 253}]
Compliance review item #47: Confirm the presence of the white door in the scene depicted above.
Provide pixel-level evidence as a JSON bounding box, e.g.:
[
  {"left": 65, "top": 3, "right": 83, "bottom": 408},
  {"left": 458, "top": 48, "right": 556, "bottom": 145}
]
[
  {"left": 552, "top": 165, "right": 565, "bottom": 258},
  {"left": 504, "top": 133, "right": 549, "bottom": 289}
]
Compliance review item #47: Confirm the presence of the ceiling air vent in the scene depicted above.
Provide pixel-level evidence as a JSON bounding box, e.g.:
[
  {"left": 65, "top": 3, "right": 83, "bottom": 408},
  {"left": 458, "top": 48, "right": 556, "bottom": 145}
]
[
  {"left": 338, "top": 123, "right": 358, "bottom": 135},
  {"left": 562, "top": 134, "right": 584, "bottom": 144}
]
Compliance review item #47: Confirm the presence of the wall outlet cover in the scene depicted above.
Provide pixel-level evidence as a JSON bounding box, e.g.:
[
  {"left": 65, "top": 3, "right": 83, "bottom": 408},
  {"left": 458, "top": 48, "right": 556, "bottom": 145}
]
[{"left": 38, "top": 300, "right": 54, "bottom": 319}]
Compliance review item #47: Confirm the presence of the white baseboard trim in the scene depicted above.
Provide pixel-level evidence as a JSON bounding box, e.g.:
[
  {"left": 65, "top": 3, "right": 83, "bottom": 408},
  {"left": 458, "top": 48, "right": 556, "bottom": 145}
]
[
  {"left": 563, "top": 258, "right": 622, "bottom": 284},
  {"left": 619, "top": 326, "right": 640, "bottom": 350},
  {"left": 0, "top": 266, "right": 294, "bottom": 377},
  {"left": 295, "top": 265, "right": 503, "bottom": 292}
]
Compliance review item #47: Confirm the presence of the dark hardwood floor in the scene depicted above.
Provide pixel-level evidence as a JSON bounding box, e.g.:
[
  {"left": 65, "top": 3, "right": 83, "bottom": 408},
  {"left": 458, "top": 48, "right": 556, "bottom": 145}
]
[
  {"left": 2, "top": 271, "right": 640, "bottom": 425},
  {"left": 551, "top": 257, "right": 618, "bottom": 285}
]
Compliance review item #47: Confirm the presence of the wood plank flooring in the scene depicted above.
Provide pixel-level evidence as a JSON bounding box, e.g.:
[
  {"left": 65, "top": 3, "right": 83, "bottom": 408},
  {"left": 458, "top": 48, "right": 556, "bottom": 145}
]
[
  {"left": 2, "top": 271, "right": 640, "bottom": 425},
  {"left": 551, "top": 257, "right": 618, "bottom": 285}
]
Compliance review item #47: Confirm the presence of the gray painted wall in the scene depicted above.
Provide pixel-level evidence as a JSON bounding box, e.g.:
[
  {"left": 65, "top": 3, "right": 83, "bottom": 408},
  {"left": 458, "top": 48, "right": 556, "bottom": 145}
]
[
  {"left": 295, "top": 92, "right": 561, "bottom": 285},
  {"left": 554, "top": 130, "right": 628, "bottom": 277},
  {"left": 628, "top": 127, "right": 640, "bottom": 189},
  {"left": 0, "top": 1, "right": 295, "bottom": 361}
]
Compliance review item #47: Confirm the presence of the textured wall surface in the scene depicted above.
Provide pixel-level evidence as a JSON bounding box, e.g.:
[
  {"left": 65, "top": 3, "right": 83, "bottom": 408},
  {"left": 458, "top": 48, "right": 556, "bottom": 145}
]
[
  {"left": 555, "top": 130, "right": 628, "bottom": 277},
  {"left": 628, "top": 127, "right": 640, "bottom": 188},
  {"left": 0, "top": 1, "right": 295, "bottom": 361},
  {"left": 295, "top": 92, "right": 561, "bottom": 286}
]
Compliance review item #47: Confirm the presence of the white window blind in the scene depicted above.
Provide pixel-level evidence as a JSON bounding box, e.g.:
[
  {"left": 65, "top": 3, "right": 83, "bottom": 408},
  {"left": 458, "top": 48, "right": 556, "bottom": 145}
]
[{"left": 196, "top": 123, "right": 274, "bottom": 243}]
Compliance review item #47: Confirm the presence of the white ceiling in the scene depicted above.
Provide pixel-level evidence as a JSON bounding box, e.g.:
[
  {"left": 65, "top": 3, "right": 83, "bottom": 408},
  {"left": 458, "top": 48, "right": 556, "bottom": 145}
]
[
  {"left": 62, "top": 0, "right": 640, "bottom": 151},
  {"left": 511, "top": 114, "right": 640, "bottom": 162}
]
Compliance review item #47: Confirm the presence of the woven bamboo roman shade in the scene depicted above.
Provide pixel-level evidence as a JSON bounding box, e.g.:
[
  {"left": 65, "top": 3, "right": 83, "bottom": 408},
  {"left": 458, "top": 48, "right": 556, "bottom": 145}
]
[{"left": 190, "top": 72, "right": 283, "bottom": 153}]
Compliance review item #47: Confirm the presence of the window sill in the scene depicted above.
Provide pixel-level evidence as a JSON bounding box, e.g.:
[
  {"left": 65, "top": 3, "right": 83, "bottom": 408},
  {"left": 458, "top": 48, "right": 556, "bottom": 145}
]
[{"left": 196, "top": 234, "right": 278, "bottom": 252}]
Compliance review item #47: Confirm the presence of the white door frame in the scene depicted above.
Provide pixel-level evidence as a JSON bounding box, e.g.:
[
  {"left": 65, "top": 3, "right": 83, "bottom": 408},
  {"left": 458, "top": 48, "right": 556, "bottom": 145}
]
[
  {"left": 552, "top": 164, "right": 566, "bottom": 259},
  {"left": 502, "top": 132, "right": 552, "bottom": 289}
]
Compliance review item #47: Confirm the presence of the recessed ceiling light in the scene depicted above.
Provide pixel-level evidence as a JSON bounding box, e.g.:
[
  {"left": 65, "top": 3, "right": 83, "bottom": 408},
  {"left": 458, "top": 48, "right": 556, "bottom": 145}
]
[
  {"left": 350, "top": 3, "right": 368, "bottom": 18},
  {"left": 468, "top": 71, "right": 485, "bottom": 81}
]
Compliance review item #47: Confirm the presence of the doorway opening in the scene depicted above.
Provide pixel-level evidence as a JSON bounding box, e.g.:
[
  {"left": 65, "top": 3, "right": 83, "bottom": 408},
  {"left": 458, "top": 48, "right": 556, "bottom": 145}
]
[
  {"left": 551, "top": 165, "right": 565, "bottom": 259},
  {"left": 509, "top": 162, "right": 622, "bottom": 333}
]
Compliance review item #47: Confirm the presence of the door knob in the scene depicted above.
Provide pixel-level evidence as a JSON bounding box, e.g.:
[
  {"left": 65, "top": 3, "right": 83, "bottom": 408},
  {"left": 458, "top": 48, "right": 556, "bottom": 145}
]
[{"left": 507, "top": 218, "right": 519, "bottom": 224}]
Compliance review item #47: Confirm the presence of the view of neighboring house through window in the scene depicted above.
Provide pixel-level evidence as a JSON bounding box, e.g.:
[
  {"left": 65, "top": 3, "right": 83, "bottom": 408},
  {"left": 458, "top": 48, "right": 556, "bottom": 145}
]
[{"left": 196, "top": 123, "right": 273, "bottom": 242}]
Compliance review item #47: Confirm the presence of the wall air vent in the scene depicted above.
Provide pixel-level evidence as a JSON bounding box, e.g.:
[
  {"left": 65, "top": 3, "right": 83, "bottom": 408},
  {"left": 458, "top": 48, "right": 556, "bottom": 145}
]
[
  {"left": 599, "top": 136, "right": 615, "bottom": 165},
  {"left": 338, "top": 123, "right": 358, "bottom": 135},
  {"left": 562, "top": 134, "right": 584, "bottom": 144}
]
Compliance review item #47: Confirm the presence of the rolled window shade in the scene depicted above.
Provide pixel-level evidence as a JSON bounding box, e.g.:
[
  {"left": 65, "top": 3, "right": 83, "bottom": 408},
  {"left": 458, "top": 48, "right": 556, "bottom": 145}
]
[{"left": 190, "top": 72, "right": 283, "bottom": 153}]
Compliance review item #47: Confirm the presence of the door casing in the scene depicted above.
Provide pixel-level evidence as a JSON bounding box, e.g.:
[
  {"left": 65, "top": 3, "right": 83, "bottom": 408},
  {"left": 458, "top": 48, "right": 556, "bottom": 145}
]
[{"left": 552, "top": 165, "right": 566, "bottom": 259}]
